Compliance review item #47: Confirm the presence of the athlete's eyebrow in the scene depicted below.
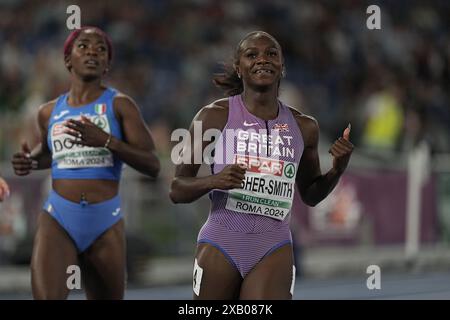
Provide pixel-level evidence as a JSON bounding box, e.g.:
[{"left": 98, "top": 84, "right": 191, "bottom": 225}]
[
  {"left": 242, "top": 45, "right": 278, "bottom": 52},
  {"left": 76, "top": 38, "right": 106, "bottom": 45}
]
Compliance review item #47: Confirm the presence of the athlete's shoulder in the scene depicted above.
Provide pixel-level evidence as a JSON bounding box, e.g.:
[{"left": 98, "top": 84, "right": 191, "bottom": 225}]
[
  {"left": 287, "top": 106, "right": 319, "bottom": 145},
  {"left": 113, "top": 92, "right": 137, "bottom": 106},
  {"left": 35, "top": 99, "right": 58, "bottom": 130},
  {"left": 112, "top": 91, "right": 141, "bottom": 118},
  {"left": 192, "top": 98, "right": 229, "bottom": 131},
  {"left": 200, "top": 98, "right": 229, "bottom": 114},
  {"left": 37, "top": 99, "right": 58, "bottom": 120},
  {"left": 287, "top": 106, "right": 318, "bottom": 128}
]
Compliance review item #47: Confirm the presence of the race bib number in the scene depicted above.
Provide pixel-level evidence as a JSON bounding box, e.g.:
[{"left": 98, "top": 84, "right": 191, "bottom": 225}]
[
  {"left": 50, "top": 114, "right": 113, "bottom": 169},
  {"left": 225, "top": 154, "right": 297, "bottom": 221}
]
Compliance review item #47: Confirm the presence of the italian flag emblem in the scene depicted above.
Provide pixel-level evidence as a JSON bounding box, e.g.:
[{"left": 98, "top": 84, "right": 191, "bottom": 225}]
[{"left": 95, "top": 103, "right": 107, "bottom": 115}]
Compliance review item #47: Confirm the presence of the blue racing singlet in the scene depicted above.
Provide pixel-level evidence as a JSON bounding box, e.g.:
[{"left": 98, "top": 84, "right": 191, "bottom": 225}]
[{"left": 47, "top": 87, "right": 123, "bottom": 180}]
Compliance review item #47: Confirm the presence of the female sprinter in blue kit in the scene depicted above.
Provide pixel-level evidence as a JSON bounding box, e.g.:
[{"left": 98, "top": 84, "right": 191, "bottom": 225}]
[{"left": 11, "top": 27, "right": 160, "bottom": 299}]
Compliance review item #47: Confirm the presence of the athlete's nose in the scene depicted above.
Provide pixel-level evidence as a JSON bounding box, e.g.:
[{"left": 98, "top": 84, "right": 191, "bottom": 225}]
[
  {"left": 256, "top": 56, "right": 267, "bottom": 65},
  {"left": 86, "top": 45, "right": 98, "bottom": 56},
  {"left": 255, "top": 56, "right": 269, "bottom": 65}
]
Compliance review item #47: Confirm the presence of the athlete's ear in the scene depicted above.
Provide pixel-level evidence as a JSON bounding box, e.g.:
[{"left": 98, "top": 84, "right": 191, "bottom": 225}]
[
  {"left": 234, "top": 64, "right": 241, "bottom": 79},
  {"left": 64, "top": 55, "right": 71, "bottom": 71},
  {"left": 104, "top": 63, "right": 110, "bottom": 75}
]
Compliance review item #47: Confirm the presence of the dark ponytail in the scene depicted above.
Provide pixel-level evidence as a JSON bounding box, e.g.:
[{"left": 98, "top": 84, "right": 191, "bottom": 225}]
[{"left": 212, "top": 62, "right": 243, "bottom": 97}]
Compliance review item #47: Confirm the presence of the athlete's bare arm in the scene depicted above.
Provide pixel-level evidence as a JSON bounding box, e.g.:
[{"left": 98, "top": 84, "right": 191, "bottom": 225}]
[
  {"left": 11, "top": 101, "right": 54, "bottom": 175},
  {"left": 170, "top": 99, "right": 246, "bottom": 203},
  {"left": 0, "top": 176, "right": 10, "bottom": 201},
  {"left": 291, "top": 108, "right": 353, "bottom": 206}
]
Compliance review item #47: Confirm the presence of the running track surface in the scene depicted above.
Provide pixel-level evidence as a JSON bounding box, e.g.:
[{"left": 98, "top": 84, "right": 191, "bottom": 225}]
[{"left": 1, "top": 271, "right": 449, "bottom": 300}]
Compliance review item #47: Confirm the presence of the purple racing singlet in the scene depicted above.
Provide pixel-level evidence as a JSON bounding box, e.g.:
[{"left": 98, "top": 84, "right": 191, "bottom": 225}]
[{"left": 198, "top": 94, "right": 304, "bottom": 277}]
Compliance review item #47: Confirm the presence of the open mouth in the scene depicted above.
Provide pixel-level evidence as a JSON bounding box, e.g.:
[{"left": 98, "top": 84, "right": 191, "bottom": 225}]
[
  {"left": 254, "top": 69, "right": 274, "bottom": 75},
  {"left": 84, "top": 59, "right": 99, "bottom": 67}
]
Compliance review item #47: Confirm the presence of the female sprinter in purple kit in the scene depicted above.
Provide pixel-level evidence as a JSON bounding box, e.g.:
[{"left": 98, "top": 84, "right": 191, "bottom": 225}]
[{"left": 170, "top": 31, "right": 353, "bottom": 299}]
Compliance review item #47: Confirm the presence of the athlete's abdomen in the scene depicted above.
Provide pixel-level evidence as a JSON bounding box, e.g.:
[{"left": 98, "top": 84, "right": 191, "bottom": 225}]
[{"left": 52, "top": 179, "right": 119, "bottom": 204}]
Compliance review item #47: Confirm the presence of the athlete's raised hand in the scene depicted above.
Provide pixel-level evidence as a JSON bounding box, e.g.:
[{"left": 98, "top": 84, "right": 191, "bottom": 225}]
[
  {"left": 329, "top": 124, "right": 354, "bottom": 174},
  {"left": 0, "top": 177, "right": 10, "bottom": 201},
  {"left": 211, "top": 164, "right": 247, "bottom": 190},
  {"left": 64, "top": 115, "right": 110, "bottom": 148},
  {"left": 11, "top": 142, "right": 37, "bottom": 176}
]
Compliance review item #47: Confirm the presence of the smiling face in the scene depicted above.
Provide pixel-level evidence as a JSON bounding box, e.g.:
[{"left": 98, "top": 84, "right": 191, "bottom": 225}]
[
  {"left": 66, "top": 29, "right": 110, "bottom": 81},
  {"left": 234, "top": 32, "right": 284, "bottom": 91}
]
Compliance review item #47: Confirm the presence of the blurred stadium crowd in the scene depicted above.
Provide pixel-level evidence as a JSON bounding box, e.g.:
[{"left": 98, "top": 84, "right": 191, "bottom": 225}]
[{"left": 0, "top": 0, "right": 449, "bottom": 162}]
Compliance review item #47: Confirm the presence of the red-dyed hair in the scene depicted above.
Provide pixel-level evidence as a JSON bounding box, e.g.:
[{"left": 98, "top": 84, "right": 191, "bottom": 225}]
[{"left": 63, "top": 26, "right": 113, "bottom": 65}]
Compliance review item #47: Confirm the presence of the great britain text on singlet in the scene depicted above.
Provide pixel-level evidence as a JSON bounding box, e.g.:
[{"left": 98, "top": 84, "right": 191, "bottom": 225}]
[{"left": 170, "top": 121, "right": 295, "bottom": 165}]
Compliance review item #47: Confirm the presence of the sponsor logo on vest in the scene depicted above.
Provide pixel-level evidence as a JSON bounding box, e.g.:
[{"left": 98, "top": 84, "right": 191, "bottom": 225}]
[
  {"left": 53, "top": 110, "right": 69, "bottom": 120},
  {"left": 93, "top": 116, "right": 107, "bottom": 129},
  {"left": 235, "top": 154, "right": 284, "bottom": 176},
  {"left": 243, "top": 120, "right": 258, "bottom": 127},
  {"left": 284, "top": 163, "right": 296, "bottom": 179}
]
